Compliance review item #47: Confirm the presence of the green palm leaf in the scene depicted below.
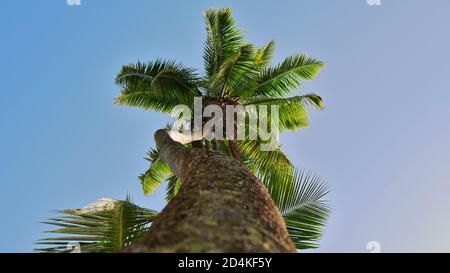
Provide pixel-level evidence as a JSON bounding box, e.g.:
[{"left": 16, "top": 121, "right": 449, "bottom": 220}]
[
  {"left": 165, "top": 175, "right": 182, "bottom": 202},
  {"left": 203, "top": 8, "right": 245, "bottom": 80},
  {"left": 243, "top": 93, "right": 323, "bottom": 109},
  {"left": 239, "top": 139, "right": 293, "bottom": 179},
  {"left": 35, "top": 197, "right": 158, "bottom": 253},
  {"left": 243, "top": 93, "right": 323, "bottom": 132},
  {"left": 266, "top": 169, "right": 330, "bottom": 250},
  {"left": 245, "top": 54, "right": 324, "bottom": 98},
  {"left": 115, "top": 60, "right": 200, "bottom": 112},
  {"left": 254, "top": 40, "right": 276, "bottom": 68},
  {"left": 209, "top": 44, "right": 258, "bottom": 97},
  {"left": 139, "top": 148, "right": 173, "bottom": 195},
  {"left": 114, "top": 89, "right": 183, "bottom": 113}
]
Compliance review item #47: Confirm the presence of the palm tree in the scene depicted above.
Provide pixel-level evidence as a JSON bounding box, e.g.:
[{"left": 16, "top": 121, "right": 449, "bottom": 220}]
[{"left": 36, "top": 8, "right": 329, "bottom": 253}]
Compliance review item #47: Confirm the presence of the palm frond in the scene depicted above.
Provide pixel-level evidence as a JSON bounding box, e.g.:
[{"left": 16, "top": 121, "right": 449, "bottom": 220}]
[
  {"left": 266, "top": 169, "right": 330, "bottom": 250},
  {"left": 243, "top": 93, "right": 323, "bottom": 132},
  {"left": 114, "top": 89, "right": 183, "bottom": 113},
  {"left": 241, "top": 139, "right": 331, "bottom": 249},
  {"left": 243, "top": 93, "right": 323, "bottom": 109},
  {"left": 139, "top": 148, "right": 173, "bottom": 195},
  {"left": 165, "top": 175, "right": 182, "bottom": 202},
  {"left": 239, "top": 138, "right": 293, "bottom": 181},
  {"left": 35, "top": 198, "right": 158, "bottom": 253},
  {"left": 209, "top": 44, "right": 258, "bottom": 97},
  {"left": 244, "top": 54, "right": 324, "bottom": 98},
  {"left": 254, "top": 40, "right": 275, "bottom": 68},
  {"left": 203, "top": 8, "right": 245, "bottom": 80},
  {"left": 115, "top": 60, "right": 200, "bottom": 112}
]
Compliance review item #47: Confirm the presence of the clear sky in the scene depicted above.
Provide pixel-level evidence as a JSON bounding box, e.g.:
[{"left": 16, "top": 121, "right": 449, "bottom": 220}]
[{"left": 1, "top": 0, "right": 450, "bottom": 252}]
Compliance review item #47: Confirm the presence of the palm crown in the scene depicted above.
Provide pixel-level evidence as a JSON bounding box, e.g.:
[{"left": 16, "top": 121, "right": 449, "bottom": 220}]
[{"left": 36, "top": 8, "right": 330, "bottom": 252}]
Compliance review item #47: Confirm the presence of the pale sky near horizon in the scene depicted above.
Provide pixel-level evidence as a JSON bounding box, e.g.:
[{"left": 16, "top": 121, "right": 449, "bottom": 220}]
[{"left": 1, "top": 0, "right": 450, "bottom": 252}]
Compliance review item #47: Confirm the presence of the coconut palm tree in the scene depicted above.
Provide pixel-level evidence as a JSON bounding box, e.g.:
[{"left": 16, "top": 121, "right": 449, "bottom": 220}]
[{"left": 36, "top": 8, "right": 330, "bottom": 253}]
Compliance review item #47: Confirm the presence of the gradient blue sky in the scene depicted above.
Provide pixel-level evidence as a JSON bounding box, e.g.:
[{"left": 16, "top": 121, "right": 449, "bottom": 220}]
[{"left": 1, "top": 0, "right": 450, "bottom": 252}]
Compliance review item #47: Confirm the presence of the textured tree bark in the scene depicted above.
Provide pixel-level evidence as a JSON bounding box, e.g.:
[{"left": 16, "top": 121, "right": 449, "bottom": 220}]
[
  {"left": 123, "top": 129, "right": 296, "bottom": 253},
  {"left": 227, "top": 140, "right": 243, "bottom": 162}
]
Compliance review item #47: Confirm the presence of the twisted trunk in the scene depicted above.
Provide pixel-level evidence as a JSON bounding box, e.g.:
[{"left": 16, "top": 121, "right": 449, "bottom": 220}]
[{"left": 124, "top": 129, "right": 296, "bottom": 253}]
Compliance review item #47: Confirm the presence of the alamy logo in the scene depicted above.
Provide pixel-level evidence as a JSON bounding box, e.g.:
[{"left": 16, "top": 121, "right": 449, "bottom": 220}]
[
  {"left": 367, "top": 0, "right": 382, "bottom": 6},
  {"left": 169, "top": 97, "right": 280, "bottom": 151},
  {"left": 66, "top": 241, "right": 81, "bottom": 253},
  {"left": 67, "top": 0, "right": 81, "bottom": 6},
  {"left": 366, "top": 241, "right": 382, "bottom": 253}
]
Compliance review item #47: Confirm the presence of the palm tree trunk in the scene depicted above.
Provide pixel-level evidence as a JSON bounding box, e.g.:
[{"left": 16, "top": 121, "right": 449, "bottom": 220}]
[
  {"left": 228, "top": 140, "right": 243, "bottom": 162},
  {"left": 124, "top": 129, "right": 296, "bottom": 253}
]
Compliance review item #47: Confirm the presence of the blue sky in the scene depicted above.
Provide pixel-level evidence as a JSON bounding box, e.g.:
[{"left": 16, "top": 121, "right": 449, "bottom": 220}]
[{"left": 1, "top": 0, "right": 450, "bottom": 252}]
